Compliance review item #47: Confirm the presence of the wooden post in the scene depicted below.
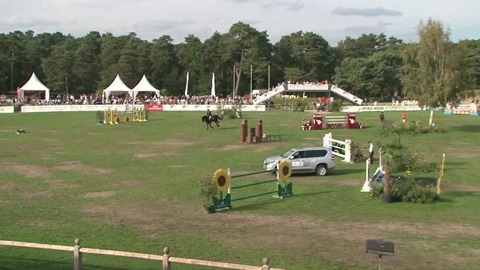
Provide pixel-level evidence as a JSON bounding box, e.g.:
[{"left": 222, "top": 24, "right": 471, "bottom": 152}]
[
  {"left": 437, "top": 153, "right": 446, "bottom": 195},
  {"left": 255, "top": 119, "right": 263, "bottom": 143},
  {"left": 73, "top": 238, "right": 82, "bottom": 270},
  {"left": 384, "top": 163, "right": 391, "bottom": 196},
  {"left": 162, "top": 247, "right": 171, "bottom": 270},
  {"left": 261, "top": 257, "right": 270, "bottom": 270},
  {"left": 240, "top": 119, "right": 248, "bottom": 143}
]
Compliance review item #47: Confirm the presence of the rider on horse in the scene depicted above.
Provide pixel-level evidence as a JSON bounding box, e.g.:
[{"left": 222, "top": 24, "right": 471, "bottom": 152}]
[{"left": 206, "top": 109, "right": 212, "bottom": 121}]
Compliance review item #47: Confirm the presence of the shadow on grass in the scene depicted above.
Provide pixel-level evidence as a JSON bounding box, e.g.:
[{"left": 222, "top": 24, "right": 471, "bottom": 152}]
[
  {"left": 229, "top": 190, "right": 342, "bottom": 211},
  {"left": 0, "top": 257, "right": 158, "bottom": 270},
  {"left": 451, "top": 125, "right": 480, "bottom": 133},
  {"left": 443, "top": 160, "right": 468, "bottom": 169},
  {"left": 292, "top": 168, "right": 365, "bottom": 177},
  {"left": 436, "top": 190, "right": 480, "bottom": 204}
]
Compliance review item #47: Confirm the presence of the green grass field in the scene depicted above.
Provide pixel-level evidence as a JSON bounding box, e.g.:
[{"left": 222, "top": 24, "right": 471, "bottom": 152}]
[{"left": 1, "top": 109, "right": 480, "bottom": 270}]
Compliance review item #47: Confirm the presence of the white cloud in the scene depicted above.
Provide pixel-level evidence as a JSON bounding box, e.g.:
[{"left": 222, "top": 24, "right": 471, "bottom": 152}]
[{"left": 0, "top": 0, "right": 478, "bottom": 45}]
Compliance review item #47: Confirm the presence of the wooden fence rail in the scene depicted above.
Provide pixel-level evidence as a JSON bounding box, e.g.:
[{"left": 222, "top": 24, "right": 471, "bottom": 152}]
[{"left": 0, "top": 238, "right": 285, "bottom": 270}]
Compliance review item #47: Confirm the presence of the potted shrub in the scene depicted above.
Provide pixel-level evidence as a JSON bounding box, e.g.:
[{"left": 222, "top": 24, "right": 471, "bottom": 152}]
[
  {"left": 95, "top": 111, "right": 104, "bottom": 124},
  {"left": 199, "top": 175, "right": 217, "bottom": 214},
  {"left": 381, "top": 162, "right": 394, "bottom": 203}
]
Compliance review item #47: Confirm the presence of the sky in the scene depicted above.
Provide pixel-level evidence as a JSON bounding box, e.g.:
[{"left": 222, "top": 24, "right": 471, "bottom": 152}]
[{"left": 0, "top": 0, "right": 479, "bottom": 45}]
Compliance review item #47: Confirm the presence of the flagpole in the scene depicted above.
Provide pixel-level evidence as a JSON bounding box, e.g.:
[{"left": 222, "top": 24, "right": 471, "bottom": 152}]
[
  {"left": 232, "top": 65, "right": 236, "bottom": 101},
  {"left": 267, "top": 65, "right": 271, "bottom": 111},
  {"left": 250, "top": 65, "right": 253, "bottom": 102}
]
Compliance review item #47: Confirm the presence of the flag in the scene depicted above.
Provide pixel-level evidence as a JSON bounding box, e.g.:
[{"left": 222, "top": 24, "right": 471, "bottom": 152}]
[
  {"left": 211, "top": 73, "right": 216, "bottom": 97},
  {"left": 184, "top": 72, "right": 189, "bottom": 97},
  {"left": 16, "top": 87, "right": 21, "bottom": 99}
]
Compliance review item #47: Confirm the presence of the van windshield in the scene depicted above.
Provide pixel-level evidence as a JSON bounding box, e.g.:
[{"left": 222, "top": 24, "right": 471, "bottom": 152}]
[{"left": 281, "top": 150, "right": 295, "bottom": 158}]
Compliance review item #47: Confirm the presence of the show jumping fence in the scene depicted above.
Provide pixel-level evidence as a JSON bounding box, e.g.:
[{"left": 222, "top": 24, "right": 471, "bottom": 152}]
[
  {"left": 0, "top": 238, "right": 285, "bottom": 270},
  {"left": 322, "top": 132, "right": 352, "bottom": 163}
]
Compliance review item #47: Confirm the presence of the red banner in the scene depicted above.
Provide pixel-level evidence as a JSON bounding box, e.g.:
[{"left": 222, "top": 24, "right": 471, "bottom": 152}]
[
  {"left": 145, "top": 104, "right": 163, "bottom": 111},
  {"left": 16, "top": 87, "right": 21, "bottom": 99}
]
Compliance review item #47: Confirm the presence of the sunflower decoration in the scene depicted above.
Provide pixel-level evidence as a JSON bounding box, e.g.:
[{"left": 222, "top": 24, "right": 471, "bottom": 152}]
[
  {"left": 278, "top": 160, "right": 292, "bottom": 182},
  {"left": 212, "top": 169, "right": 231, "bottom": 193}
]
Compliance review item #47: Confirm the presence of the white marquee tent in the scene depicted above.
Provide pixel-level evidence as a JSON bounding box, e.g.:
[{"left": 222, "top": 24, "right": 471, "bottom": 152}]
[
  {"left": 102, "top": 74, "right": 132, "bottom": 97},
  {"left": 20, "top": 72, "right": 50, "bottom": 100},
  {"left": 132, "top": 74, "right": 160, "bottom": 98}
]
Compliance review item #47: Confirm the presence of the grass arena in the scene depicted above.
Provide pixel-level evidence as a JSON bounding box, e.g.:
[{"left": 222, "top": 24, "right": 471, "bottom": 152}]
[{"left": 1, "top": 109, "right": 480, "bottom": 270}]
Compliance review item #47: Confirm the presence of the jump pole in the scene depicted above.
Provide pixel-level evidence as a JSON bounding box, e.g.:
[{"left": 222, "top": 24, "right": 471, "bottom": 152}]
[
  {"left": 437, "top": 153, "right": 446, "bottom": 195},
  {"left": 213, "top": 162, "right": 293, "bottom": 211}
]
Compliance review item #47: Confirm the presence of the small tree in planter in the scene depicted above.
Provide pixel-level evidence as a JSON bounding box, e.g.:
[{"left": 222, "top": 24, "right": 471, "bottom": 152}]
[
  {"left": 199, "top": 175, "right": 218, "bottom": 213},
  {"left": 95, "top": 111, "right": 104, "bottom": 123},
  {"left": 381, "top": 162, "right": 393, "bottom": 203}
]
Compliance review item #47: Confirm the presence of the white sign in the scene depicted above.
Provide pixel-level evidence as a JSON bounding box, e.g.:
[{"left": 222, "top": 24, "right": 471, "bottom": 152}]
[
  {"left": 292, "top": 162, "right": 303, "bottom": 167},
  {"left": 340, "top": 105, "right": 423, "bottom": 113},
  {"left": 20, "top": 104, "right": 266, "bottom": 113},
  {"left": 0, "top": 106, "right": 14, "bottom": 113}
]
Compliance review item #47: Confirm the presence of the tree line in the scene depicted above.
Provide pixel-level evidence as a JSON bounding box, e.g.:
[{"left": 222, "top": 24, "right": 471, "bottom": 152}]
[{"left": 0, "top": 19, "right": 478, "bottom": 104}]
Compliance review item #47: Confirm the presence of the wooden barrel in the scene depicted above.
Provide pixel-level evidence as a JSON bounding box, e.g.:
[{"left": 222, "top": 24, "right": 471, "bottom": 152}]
[{"left": 240, "top": 119, "right": 248, "bottom": 143}]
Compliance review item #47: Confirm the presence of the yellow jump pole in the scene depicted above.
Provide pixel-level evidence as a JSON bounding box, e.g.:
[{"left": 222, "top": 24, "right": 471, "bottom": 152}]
[
  {"left": 437, "top": 153, "right": 446, "bottom": 195},
  {"left": 114, "top": 109, "right": 119, "bottom": 124},
  {"left": 104, "top": 109, "right": 108, "bottom": 124},
  {"left": 133, "top": 107, "right": 138, "bottom": 121},
  {"left": 140, "top": 107, "right": 146, "bottom": 122},
  {"left": 108, "top": 108, "right": 113, "bottom": 125}
]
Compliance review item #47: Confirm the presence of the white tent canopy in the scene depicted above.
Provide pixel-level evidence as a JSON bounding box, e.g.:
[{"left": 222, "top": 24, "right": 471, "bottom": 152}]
[
  {"left": 20, "top": 72, "right": 50, "bottom": 100},
  {"left": 102, "top": 74, "right": 132, "bottom": 97},
  {"left": 132, "top": 74, "right": 160, "bottom": 98}
]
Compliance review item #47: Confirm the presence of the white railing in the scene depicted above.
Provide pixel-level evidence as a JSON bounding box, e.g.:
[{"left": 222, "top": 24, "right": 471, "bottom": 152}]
[
  {"left": 322, "top": 132, "right": 352, "bottom": 163},
  {"left": 252, "top": 85, "right": 286, "bottom": 104}
]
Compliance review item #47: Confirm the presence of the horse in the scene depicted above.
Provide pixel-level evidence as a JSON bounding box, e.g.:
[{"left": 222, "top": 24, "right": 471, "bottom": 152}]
[{"left": 201, "top": 115, "right": 222, "bottom": 130}]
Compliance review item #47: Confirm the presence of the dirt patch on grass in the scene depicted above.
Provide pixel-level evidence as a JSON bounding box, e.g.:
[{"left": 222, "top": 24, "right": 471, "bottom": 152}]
[
  {"left": 251, "top": 144, "right": 277, "bottom": 152},
  {"left": 169, "top": 165, "right": 186, "bottom": 168},
  {"left": 4, "top": 163, "right": 51, "bottom": 178},
  {"left": 82, "top": 203, "right": 480, "bottom": 239},
  {"left": 112, "top": 180, "right": 142, "bottom": 187},
  {"left": 134, "top": 153, "right": 158, "bottom": 158},
  {"left": 216, "top": 143, "right": 277, "bottom": 153},
  {"left": 124, "top": 141, "right": 144, "bottom": 145},
  {"left": 22, "top": 191, "right": 50, "bottom": 199},
  {"left": 445, "top": 143, "right": 480, "bottom": 158},
  {"left": 160, "top": 151, "right": 182, "bottom": 157},
  {"left": 45, "top": 179, "right": 74, "bottom": 189},
  {"left": 447, "top": 184, "right": 480, "bottom": 192},
  {"left": 54, "top": 161, "right": 111, "bottom": 175},
  {"left": 0, "top": 182, "right": 22, "bottom": 192},
  {"left": 215, "top": 144, "right": 244, "bottom": 151},
  {"left": 152, "top": 139, "right": 194, "bottom": 147},
  {"left": 83, "top": 191, "right": 115, "bottom": 199},
  {"left": 81, "top": 203, "right": 478, "bottom": 269}
]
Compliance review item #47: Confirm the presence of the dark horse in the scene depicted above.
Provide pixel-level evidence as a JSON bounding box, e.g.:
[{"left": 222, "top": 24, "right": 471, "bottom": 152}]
[{"left": 201, "top": 115, "right": 222, "bottom": 130}]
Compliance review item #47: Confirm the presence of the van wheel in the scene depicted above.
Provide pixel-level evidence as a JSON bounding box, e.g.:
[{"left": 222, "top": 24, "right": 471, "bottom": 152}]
[{"left": 316, "top": 165, "right": 327, "bottom": 176}]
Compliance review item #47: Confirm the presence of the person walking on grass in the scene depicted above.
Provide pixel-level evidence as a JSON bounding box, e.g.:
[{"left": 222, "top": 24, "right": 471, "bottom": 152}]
[{"left": 402, "top": 111, "right": 407, "bottom": 123}]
